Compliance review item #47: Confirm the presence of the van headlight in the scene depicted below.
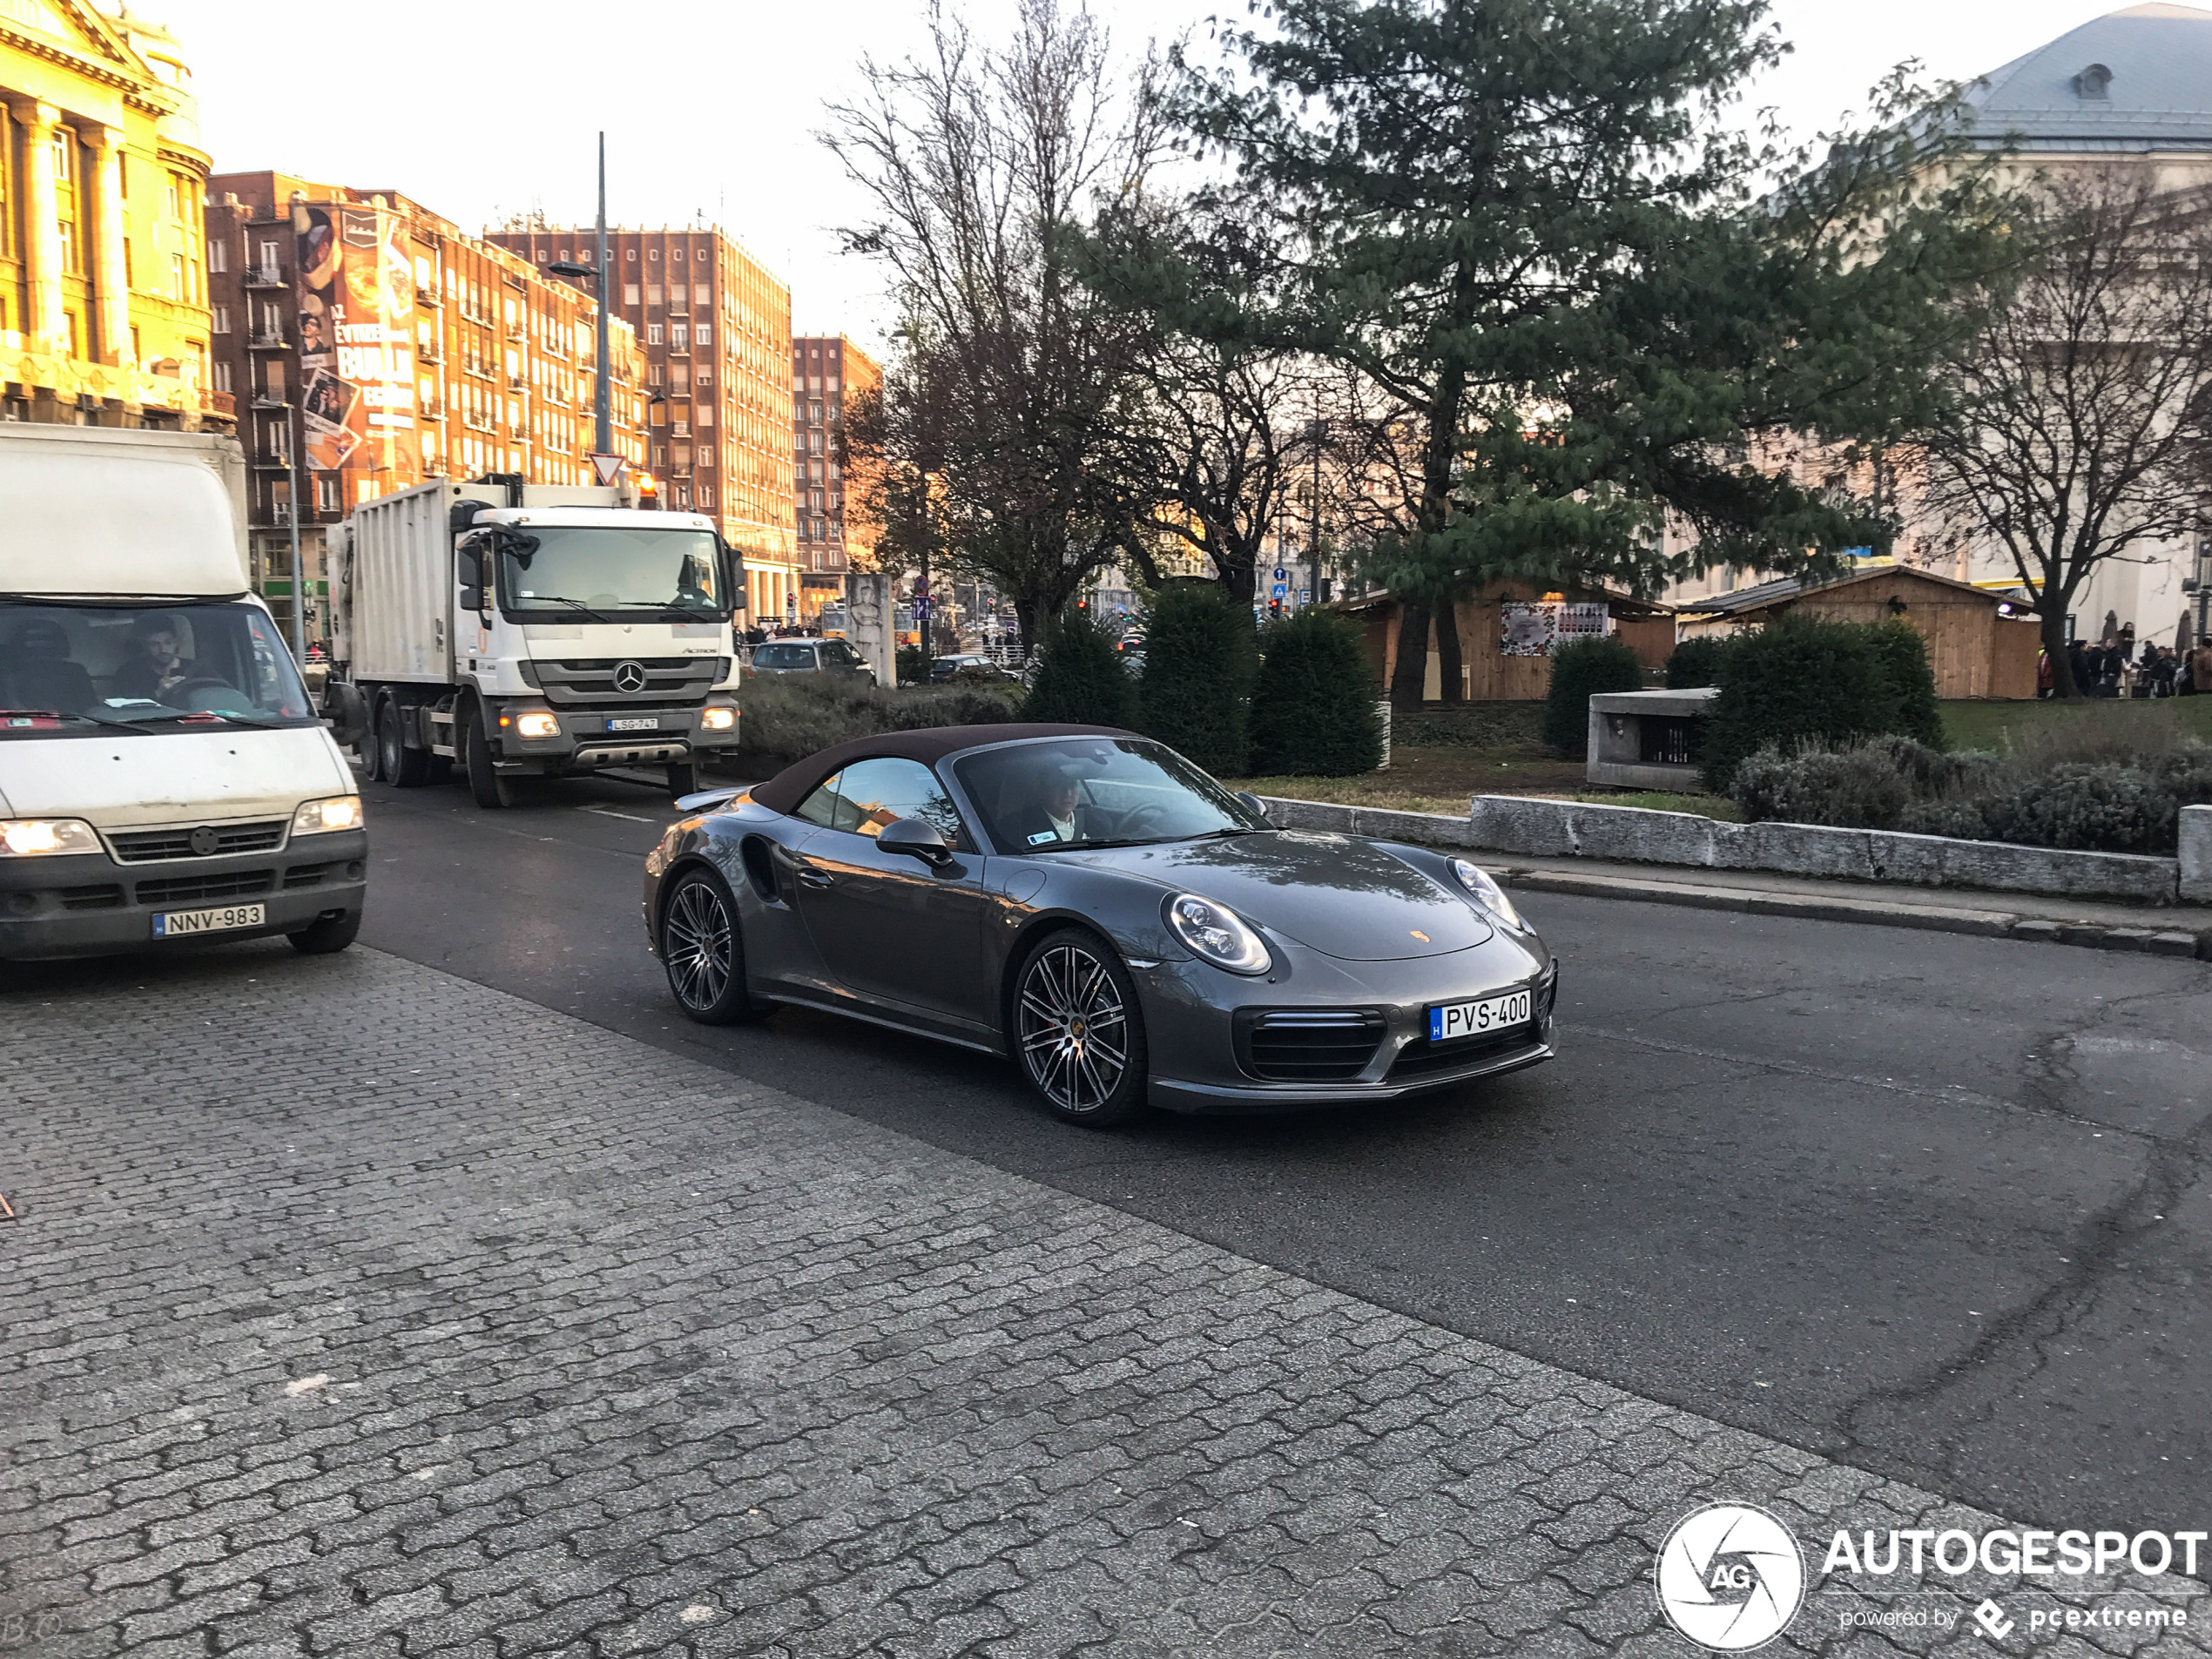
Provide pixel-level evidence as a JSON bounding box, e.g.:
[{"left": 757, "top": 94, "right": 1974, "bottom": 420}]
[
  {"left": 1448, "top": 858, "right": 1524, "bottom": 930},
  {"left": 0, "top": 818, "right": 100, "bottom": 857},
  {"left": 1164, "top": 893, "right": 1271, "bottom": 975},
  {"left": 700, "top": 705, "right": 737, "bottom": 732},
  {"left": 293, "top": 795, "right": 364, "bottom": 835}
]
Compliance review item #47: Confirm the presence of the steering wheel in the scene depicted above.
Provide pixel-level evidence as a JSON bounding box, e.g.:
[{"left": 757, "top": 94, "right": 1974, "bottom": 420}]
[
  {"left": 170, "top": 676, "right": 252, "bottom": 713},
  {"left": 1121, "top": 802, "right": 1174, "bottom": 839}
]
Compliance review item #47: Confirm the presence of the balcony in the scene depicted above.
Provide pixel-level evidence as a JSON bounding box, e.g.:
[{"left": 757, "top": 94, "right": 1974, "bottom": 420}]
[
  {"left": 247, "top": 330, "right": 288, "bottom": 351},
  {"left": 503, "top": 323, "right": 525, "bottom": 342},
  {"left": 671, "top": 422, "right": 690, "bottom": 438},
  {"left": 506, "top": 374, "right": 526, "bottom": 391},
  {"left": 417, "top": 285, "right": 442, "bottom": 307},
  {"left": 243, "top": 265, "right": 286, "bottom": 289},
  {"left": 206, "top": 389, "right": 236, "bottom": 419},
  {"left": 250, "top": 393, "right": 287, "bottom": 411},
  {"left": 418, "top": 341, "right": 442, "bottom": 363},
  {"left": 251, "top": 448, "right": 292, "bottom": 470}
]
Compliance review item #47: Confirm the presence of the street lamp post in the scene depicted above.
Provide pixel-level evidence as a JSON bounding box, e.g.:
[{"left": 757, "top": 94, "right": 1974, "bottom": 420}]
[
  {"left": 284, "top": 397, "right": 305, "bottom": 659},
  {"left": 548, "top": 132, "right": 613, "bottom": 467}
]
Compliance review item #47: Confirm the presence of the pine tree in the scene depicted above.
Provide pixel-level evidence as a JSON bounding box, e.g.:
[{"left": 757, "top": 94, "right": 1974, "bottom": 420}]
[
  {"left": 1022, "top": 610, "right": 1136, "bottom": 727},
  {"left": 1250, "top": 610, "right": 1383, "bottom": 776}
]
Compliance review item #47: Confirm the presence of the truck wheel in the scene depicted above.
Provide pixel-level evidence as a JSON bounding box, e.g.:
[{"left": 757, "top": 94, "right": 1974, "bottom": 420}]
[
  {"left": 379, "top": 700, "right": 429, "bottom": 787},
  {"left": 666, "top": 760, "right": 699, "bottom": 798},
  {"left": 463, "top": 708, "right": 515, "bottom": 808},
  {"left": 288, "top": 908, "right": 361, "bottom": 955}
]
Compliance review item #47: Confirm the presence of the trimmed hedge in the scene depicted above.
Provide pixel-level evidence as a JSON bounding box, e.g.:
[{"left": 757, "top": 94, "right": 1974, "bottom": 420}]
[
  {"left": 1021, "top": 610, "right": 1135, "bottom": 726},
  {"left": 732, "top": 673, "right": 1019, "bottom": 762},
  {"left": 1865, "top": 619, "right": 1946, "bottom": 750},
  {"left": 1699, "top": 614, "right": 1902, "bottom": 791},
  {"left": 1249, "top": 609, "right": 1383, "bottom": 776},
  {"left": 1664, "top": 636, "right": 1731, "bottom": 689},
  {"left": 1541, "top": 637, "right": 1644, "bottom": 756},
  {"left": 1138, "top": 583, "right": 1260, "bottom": 775}
]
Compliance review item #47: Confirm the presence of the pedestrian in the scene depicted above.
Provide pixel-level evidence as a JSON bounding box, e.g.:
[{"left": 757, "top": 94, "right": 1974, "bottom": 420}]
[{"left": 2067, "top": 637, "right": 2093, "bottom": 696}]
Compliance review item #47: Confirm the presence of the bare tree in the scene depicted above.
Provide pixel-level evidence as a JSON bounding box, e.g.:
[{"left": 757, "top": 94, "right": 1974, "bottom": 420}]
[
  {"left": 1919, "top": 169, "right": 2212, "bottom": 697},
  {"left": 824, "top": 0, "right": 1167, "bottom": 647}
]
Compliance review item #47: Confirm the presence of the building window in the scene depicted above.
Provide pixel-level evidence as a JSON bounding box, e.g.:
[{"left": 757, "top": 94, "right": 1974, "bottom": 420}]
[
  {"left": 695, "top": 322, "right": 711, "bottom": 347},
  {"left": 646, "top": 322, "right": 664, "bottom": 345},
  {"left": 212, "top": 304, "right": 231, "bottom": 334},
  {"left": 212, "top": 360, "right": 232, "bottom": 394},
  {"left": 318, "top": 474, "right": 342, "bottom": 513},
  {"left": 171, "top": 253, "right": 186, "bottom": 300},
  {"left": 207, "top": 237, "right": 227, "bottom": 273},
  {"left": 624, "top": 283, "right": 640, "bottom": 307},
  {"left": 671, "top": 323, "right": 688, "bottom": 350}
]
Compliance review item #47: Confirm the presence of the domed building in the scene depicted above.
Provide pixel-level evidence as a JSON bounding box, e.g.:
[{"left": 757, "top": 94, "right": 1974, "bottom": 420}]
[{"left": 1669, "top": 3, "right": 2212, "bottom": 681}]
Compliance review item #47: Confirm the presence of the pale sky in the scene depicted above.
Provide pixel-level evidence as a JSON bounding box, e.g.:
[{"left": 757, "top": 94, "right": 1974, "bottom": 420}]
[{"left": 150, "top": 0, "right": 2128, "bottom": 354}]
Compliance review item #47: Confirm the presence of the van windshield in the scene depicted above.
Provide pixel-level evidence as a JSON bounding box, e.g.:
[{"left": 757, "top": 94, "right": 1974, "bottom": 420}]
[{"left": 0, "top": 601, "right": 316, "bottom": 736}]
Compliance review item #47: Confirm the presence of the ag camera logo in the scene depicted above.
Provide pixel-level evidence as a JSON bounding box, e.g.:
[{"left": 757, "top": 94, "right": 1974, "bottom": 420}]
[{"left": 1656, "top": 1503, "right": 1806, "bottom": 1650}]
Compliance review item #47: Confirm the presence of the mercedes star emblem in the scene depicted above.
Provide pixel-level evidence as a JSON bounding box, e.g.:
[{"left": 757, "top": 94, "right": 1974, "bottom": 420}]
[{"left": 611, "top": 661, "right": 648, "bottom": 694}]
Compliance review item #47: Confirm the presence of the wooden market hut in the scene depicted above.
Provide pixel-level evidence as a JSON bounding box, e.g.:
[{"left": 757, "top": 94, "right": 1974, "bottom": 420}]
[
  {"left": 1676, "top": 565, "right": 2040, "bottom": 699},
  {"left": 1343, "top": 578, "right": 1680, "bottom": 701}
]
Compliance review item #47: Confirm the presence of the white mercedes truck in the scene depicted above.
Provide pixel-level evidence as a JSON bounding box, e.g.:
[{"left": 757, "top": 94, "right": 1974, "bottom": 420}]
[
  {"left": 0, "top": 423, "right": 367, "bottom": 961},
  {"left": 327, "top": 475, "right": 743, "bottom": 808}
]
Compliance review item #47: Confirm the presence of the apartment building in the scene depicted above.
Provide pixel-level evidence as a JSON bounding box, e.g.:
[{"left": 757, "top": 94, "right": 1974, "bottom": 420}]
[
  {"left": 2, "top": 6, "right": 225, "bottom": 430},
  {"left": 496, "top": 226, "right": 796, "bottom": 625},
  {"left": 791, "top": 335, "right": 879, "bottom": 616},
  {"left": 208, "top": 174, "right": 647, "bottom": 642}
]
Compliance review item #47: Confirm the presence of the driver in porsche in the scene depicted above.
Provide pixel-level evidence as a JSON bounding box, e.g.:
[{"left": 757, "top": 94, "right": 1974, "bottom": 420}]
[{"left": 108, "top": 613, "right": 199, "bottom": 703}]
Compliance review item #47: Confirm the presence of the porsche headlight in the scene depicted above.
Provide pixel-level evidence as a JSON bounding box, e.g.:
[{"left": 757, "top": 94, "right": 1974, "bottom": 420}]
[
  {"left": 1165, "top": 893, "right": 1271, "bottom": 975},
  {"left": 0, "top": 818, "right": 100, "bottom": 857},
  {"left": 1448, "top": 858, "right": 1525, "bottom": 930}
]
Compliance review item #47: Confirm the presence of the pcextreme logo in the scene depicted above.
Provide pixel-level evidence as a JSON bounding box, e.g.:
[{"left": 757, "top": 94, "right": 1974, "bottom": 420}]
[{"left": 1655, "top": 1503, "right": 1808, "bottom": 1651}]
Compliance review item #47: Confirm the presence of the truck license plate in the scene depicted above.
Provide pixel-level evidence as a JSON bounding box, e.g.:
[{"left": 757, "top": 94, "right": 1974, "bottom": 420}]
[
  {"left": 606, "top": 717, "right": 658, "bottom": 732},
  {"left": 152, "top": 902, "right": 266, "bottom": 939},
  {"left": 1427, "top": 988, "right": 1532, "bottom": 1042}
]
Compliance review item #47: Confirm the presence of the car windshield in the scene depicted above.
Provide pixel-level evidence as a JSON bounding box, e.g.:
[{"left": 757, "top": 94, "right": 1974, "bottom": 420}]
[
  {"left": 753, "top": 643, "right": 815, "bottom": 669},
  {"left": 0, "top": 601, "right": 316, "bottom": 735},
  {"left": 498, "top": 526, "right": 725, "bottom": 618},
  {"left": 954, "top": 737, "right": 1268, "bottom": 854}
]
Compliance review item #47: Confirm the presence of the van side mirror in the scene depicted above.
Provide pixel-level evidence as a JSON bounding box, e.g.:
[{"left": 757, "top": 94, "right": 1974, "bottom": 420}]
[{"left": 878, "top": 816, "right": 954, "bottom": 867}]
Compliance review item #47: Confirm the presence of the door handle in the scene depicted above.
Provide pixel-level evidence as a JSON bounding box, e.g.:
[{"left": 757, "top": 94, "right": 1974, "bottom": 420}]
[{"left": 796, "top": 869, "right": 834, "bottom": 891}]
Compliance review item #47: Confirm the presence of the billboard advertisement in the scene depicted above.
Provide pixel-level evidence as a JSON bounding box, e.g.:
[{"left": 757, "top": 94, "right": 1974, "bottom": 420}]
[
  {"left": 1500, "top": 601, "right": 1609, "bottom": 657},
  {"left": 294, "top": 204, "right": 419, "bottom": 477}
]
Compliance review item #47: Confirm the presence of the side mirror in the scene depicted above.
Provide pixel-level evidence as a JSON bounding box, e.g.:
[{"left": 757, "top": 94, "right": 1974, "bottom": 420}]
[
  {"left": 878, "top": 816, "right": 954, "bottom": 867},
  {"left": 456, "top": 544, "right": 485, "bottom": 613},
  {"left": 1235, "top": 790, "right": 1266, "bottom": 816},
  {"left": 675, "top": 786, "right": 744, "bottom": 813},
  {"left": 324, "top": 679, "right": 370, "bottom": 747}
]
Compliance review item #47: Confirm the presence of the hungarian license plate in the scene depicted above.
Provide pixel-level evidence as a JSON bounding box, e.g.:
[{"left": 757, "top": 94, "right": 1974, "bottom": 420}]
[
  {"left": 152, "top": 902, "right": 266, "bottom": 939},
  {"left": 1428, "top": 987, "right": 1533, "bottom": 1042},
  {"left": 606, "top": 717, "right": 659, "bottom": 732}
]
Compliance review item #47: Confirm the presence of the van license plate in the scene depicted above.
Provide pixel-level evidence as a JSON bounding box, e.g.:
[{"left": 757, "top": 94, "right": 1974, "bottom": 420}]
[
  {"left": 1427, "top": 988, "right": 1532, "bottom": 1042},
  {"left": 607, "top": 717, "right": 658, "bottom": 732},
  {"left": 152, "top": 902, "right": 266, "bottom": 939}
]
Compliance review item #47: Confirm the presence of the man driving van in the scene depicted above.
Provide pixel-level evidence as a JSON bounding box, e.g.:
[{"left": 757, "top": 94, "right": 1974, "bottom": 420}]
[{"left": 109, "top": 613, "right": 198, "bottom": 702}]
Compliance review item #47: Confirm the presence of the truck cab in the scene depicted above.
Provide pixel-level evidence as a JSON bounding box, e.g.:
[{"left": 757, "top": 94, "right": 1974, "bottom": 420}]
[
  {"left": 332, "top": 477, "right": 742, "bottom": 806},
  {"left": 0, "top": 426, "right": 367, "bottom": 962}
]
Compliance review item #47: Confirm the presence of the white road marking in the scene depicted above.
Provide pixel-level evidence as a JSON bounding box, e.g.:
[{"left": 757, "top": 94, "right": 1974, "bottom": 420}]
[
  {"left": 578, "top": 806, "right": 653, "bottom": 823},
  {"left": 284, "top": 1373, "right": 329, "bottom": 1397}
]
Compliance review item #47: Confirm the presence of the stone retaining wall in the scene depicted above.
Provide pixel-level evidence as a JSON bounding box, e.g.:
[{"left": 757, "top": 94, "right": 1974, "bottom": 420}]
[{"left": 1260, "top": 793, "right": 2202, "bottom": 907}]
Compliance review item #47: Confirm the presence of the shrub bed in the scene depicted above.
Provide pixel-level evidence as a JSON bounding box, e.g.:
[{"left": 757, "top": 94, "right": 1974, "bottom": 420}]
[
  {"left": 1139, "top": 584, "right": 1260, "bottom": 775},
  {"left": 1727, "top": 728, "right": 2212, "bottom": 855},
  {"left": 1541, "top": 637, "right": 1643, "bottom": 755},
  {"left": 732, "top": 673, "right": 1019, "bottom": 764},
  {"left": 1022, "top": 611, "right": 1136, "bottom": 727}
]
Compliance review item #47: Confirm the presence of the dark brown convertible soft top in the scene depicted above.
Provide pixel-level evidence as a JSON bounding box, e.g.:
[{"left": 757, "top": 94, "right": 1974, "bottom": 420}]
[{"left": 747, "top": 723, "right": 1130, "bottom": 816}]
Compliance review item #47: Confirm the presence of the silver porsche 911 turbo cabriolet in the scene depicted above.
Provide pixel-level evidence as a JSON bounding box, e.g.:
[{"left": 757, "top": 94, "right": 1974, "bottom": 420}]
[{"left": 643, "top": 724, "right": 1556, "bottom": 1126}]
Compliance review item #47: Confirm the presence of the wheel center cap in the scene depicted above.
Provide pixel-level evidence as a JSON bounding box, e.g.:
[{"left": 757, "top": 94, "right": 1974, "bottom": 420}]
[{"left": 1069, "top": 1017, "right": 1086, "bottom": 1039}]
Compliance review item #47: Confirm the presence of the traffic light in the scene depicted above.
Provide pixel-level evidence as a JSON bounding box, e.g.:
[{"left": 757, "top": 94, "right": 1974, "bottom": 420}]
[{"left": 1269, "top": 598, "right": 1283, "bottom": 617}]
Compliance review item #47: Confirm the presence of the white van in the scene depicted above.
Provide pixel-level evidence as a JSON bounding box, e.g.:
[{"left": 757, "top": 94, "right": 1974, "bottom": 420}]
[{"left": 0, "top": 424, "right": 366, "bottom": 961}]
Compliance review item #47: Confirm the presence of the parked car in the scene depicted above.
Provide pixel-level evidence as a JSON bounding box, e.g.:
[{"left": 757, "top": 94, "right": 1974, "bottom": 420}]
[
  {"left": 748, "top": 637, "right": 875, "bottom": 683},
  {"left": 642, "top": 725, "right": 1556, "bottom": 1126},
  {"left": 929, "top": 654, "right": 1016, "bottom": 684}
]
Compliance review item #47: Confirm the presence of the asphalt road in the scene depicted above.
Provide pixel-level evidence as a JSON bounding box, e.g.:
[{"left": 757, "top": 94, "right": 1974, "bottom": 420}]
[{"left": 290, "top": 767, "right": 2212, "bottom": 1534}]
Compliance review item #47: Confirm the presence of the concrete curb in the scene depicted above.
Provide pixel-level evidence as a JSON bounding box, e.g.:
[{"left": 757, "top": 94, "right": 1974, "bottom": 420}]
[{"left": 1493, "top": 867, "right": 2212, "bottom": 960}]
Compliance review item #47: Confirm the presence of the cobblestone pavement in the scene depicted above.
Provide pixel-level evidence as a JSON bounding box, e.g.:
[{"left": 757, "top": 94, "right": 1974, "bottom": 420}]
[{"left": 3, "top": 946, "right": 2205, "bottom": 1658}]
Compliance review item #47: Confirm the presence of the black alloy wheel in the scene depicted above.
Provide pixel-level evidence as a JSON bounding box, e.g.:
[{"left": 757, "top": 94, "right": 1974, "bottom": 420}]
[
  {"left": 1013, "top": 929, "right": 1148, "bottom": 1126},
  {"left": 658, "top": 867, "right": 770, "bottom": 1024},
  {"left": 378, "top": 699, "right": 428, "bottom": 787}
]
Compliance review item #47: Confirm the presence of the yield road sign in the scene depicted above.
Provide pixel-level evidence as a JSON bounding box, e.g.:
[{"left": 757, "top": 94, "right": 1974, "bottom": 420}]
[{"left": 591, "top": 454, "right": 624, "bottom": 487}]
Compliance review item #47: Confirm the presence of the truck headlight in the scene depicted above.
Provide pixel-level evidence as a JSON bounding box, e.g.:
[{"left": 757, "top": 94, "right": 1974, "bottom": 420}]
[
  {"left": 0, "top": 818, "right": 100, "bottom": 857},
  {"left": 293, "top": 795, "right": 364, "bottom": 835},
  {"left": 1448, "top": 858, "right": 1525, "bottom": 930},
  {"left": 513, "top": 710, "right": 560, "bottom": 739},
  {"left": 700, "top": 705, "right": 737, "bottom": 732},
  {"left": 1164, "top": 893, "right": 1271, "bottom": 975}
]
